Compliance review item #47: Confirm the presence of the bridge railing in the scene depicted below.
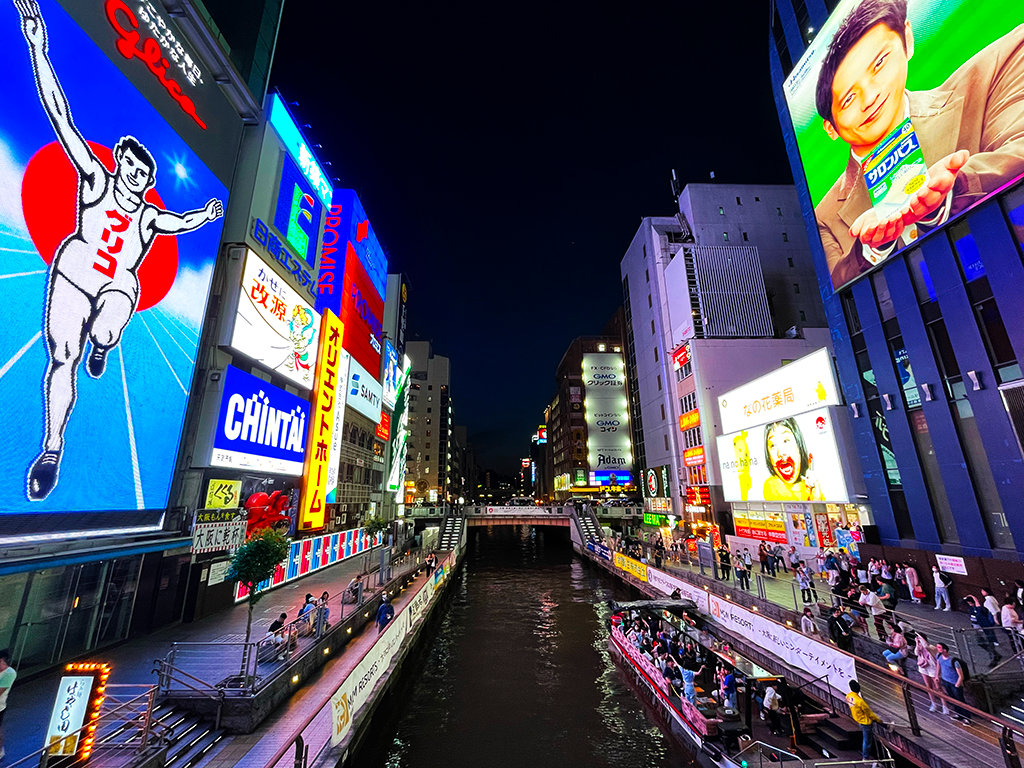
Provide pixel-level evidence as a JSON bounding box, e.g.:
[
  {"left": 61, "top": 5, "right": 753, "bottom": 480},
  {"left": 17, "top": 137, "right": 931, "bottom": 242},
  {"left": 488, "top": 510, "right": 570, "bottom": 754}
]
[{"left": 466, "top": 505, "right": 570, "bottom": 516}]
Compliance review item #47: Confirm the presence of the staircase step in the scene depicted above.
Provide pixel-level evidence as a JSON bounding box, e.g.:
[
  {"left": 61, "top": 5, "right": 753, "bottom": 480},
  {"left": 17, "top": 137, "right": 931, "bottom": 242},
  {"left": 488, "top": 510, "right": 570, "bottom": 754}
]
[
  {"left": 166, "top": 720, "right": 214, "bottom": 764},
  {"left": 166, "top": 728, "right": 224, "bottom": 768}
]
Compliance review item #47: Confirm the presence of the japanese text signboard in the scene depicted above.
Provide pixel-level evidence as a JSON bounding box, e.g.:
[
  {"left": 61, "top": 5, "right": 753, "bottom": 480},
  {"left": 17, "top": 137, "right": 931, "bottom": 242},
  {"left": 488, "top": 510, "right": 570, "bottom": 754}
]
[
  {"left": 230, "top": 249, "right": 321, "bottom": 389},
  {"left": 718, "top": 348, "right": 841, "bottom": 435},
  {"left": 582, "top": 353, "right": 632, "bottom": 476},
  {"left": 191, "top": 509, "right": 246, "bottom": 554},
  {"left": 45, "top": 663, "right": 110, "bottom": 761},
  {"left": 300, "top": 311, "right": 347, "bottom": 532}
]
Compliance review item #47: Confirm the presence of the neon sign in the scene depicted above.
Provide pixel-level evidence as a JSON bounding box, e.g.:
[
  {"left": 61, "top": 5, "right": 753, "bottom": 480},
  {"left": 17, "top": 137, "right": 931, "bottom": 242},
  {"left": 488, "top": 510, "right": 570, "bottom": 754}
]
[
  {"left": 106, "top": 0, "right": 206, "bottom": 128},
  {"left": 267, "top": 94, "right": 332, "bottom": 208}
]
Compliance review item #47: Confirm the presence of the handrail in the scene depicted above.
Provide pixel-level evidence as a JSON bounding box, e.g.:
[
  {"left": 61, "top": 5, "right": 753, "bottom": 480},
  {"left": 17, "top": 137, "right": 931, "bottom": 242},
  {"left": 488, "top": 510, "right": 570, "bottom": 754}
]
[
  {"left": 155, "top": 659, "right": 230, "bottom": 699},
  {"left": 977, "top": 643, "right": 1024, "bottom": 678}
]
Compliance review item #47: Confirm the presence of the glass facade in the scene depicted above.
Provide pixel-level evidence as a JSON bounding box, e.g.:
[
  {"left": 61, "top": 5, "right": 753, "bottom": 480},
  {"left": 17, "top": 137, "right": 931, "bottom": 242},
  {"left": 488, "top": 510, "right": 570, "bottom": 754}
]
[{"left": 0, "top": 556, "right": 143, "bottom": 677}]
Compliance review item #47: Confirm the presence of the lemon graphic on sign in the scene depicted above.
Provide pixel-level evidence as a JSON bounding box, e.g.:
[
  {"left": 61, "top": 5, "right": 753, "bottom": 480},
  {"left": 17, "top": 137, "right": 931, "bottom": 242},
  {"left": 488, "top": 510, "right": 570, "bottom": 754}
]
[{"left": 816, "top": 381, "right": 827, "bottom": 401}]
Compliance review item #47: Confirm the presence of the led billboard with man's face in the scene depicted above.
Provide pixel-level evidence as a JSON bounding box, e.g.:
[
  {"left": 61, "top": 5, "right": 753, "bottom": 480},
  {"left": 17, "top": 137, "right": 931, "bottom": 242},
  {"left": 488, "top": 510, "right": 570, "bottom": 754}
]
[
  {"left": 782, "top": 0, "right": 1024, "bottom": 292},
  {"left": 0, "top": 0, "right": 229, "bottom": 533}
]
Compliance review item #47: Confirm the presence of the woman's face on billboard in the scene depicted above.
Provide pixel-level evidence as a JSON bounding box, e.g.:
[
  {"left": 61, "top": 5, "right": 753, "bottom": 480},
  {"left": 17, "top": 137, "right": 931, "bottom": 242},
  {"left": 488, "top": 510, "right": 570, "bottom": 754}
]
[{"left": 766, "top": 424, "right": 801, "bottom": 483}]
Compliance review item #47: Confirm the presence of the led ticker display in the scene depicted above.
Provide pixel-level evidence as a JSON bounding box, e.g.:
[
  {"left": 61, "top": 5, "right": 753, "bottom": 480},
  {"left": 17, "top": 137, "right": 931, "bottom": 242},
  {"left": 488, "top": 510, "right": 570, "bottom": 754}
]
[
  {"left": 781, "top": 0, "right": 1024, "bottom": 292},
  {"left": 589, "top": 471, "right": 633, "bottom": 487},
  {"left": 0, "top": 0, "right": 229, "bottom": 522}
]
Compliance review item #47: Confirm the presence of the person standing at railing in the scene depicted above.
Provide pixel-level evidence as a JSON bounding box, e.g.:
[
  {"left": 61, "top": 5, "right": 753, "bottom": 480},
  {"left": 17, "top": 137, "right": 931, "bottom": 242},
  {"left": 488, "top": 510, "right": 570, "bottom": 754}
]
[
  {"left": 828, "top": 606, "right": 854, "bottom": 652},
  {"left": 735, "top": 552, "right": 751, "bottom": 591},
  {"left": 0, "top": 648, "right": 16, "bottom": 762},
  {"left": 718, "top": 546, "right": 731, "bottom": 580},
  {"left": 914, "top": 632, "right": 946, "bottom": 713},
  {"left": 801, "top": 607, "right": 818, "bottom": 637},
  {"left": 964, "top": 595, "right": 1001, "bottom": 666},
  {"left": 936, "top": 644, "right": 971, "bottom": 723},
  {"left": 815, "top": 548, "right": 828, "bottom": 581},
  {"left": 982, "top": 589, "right": 1001, "bottom": 626},
  {"left": 846, "top": 680, "right": 882, "bottom": 761},
  {"left": 1001, "top": 596, "right": 1023, "bottom": 653},
  {"left": 796, "top": 565, "right": 814, "bottom": 605},
  {"left": 376, "top": 597, "right": 395, "bottom": 634},
  {"left": 859, "top": 586, "right": 888, "bottom": 642}
]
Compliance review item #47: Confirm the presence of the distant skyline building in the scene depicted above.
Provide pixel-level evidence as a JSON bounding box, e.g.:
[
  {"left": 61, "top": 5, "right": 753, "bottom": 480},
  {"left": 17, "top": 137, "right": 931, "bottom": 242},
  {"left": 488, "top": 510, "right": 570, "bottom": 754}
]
[{"left": 405, "top": 341, "right": 454, "bottom": 504}]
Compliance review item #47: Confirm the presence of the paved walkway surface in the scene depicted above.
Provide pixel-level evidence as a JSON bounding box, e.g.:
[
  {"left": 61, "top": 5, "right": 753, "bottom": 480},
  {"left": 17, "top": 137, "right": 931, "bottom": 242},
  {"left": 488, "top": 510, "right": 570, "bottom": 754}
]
[
  {"left": 201, "top": 566, "right": 434, "bottom": 768},
  {"left": 4, "top": 549, "right": 386, "bottom": 767}
]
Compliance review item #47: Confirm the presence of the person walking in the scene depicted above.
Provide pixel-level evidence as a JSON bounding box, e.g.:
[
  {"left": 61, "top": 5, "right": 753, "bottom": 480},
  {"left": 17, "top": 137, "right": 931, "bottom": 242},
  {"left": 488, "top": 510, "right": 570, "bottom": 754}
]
[
  {"left": 859, "top": 586, "right": 888, "bottom": 642},
  {"left": 828, "top": 606, "right": 854, "bottom": 652},
  {"left": 933, "top": 566, "right": 953, "bottom": 611},
  {"left": 762, "top": 682, "right": 783, "bottom": 736},
  {"left": 0, "top": 649, "right": 15, "bottom": 761},
  {"left": 982, "top": 589, "right": 1002, "bottom": 626},
  {"left": 797, "top": 565, "right": 814, "bottom": 605},
  {"left": 846, "top": 680, "right": 882, "bottom": 761},
  {"left": 905, "top": 563, "right": 922, "bottom": 604},
  {"left": 376, "top": 596, "right": 395, "bottom": 634},
  {"left": 965, "top": 595, "right": 1001, "bottom": 665},
  {"left": 1001, "top": 596, "right": 1023, "bottom": 652},
  {"left": 773, "top": 543, "right": 788, "bottom": 575},
  {"left": 801, "top": 607, "right": 819, "bottom": 636},
  {"left": 936, "top": 643, "right": 971, "bottom": 722},
  {"left": 914, "top": 632, "right": 945, "bottom": 713},
  {"left": 788, "top": 546, "right": 801, "bottom": 573}
]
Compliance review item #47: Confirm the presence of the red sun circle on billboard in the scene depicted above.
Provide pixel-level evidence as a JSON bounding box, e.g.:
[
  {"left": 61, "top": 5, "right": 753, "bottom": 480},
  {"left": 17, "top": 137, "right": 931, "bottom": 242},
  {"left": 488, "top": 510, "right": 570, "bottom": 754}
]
[{"left": 21, "top": 141, "right": 178, "bottom": 311}]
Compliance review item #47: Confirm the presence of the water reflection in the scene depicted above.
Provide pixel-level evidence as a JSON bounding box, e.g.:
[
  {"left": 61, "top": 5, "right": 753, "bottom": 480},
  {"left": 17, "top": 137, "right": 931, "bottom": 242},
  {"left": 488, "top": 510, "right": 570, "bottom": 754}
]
[{"left": 359, "top": 525, "right": 697, "bottom": 768}]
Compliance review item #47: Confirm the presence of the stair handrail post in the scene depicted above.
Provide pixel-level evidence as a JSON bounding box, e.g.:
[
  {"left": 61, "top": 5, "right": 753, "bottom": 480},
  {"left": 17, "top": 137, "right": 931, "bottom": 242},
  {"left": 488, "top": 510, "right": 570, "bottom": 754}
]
[
  {"left": 900, "top": 680, "right": 922, "bottom": 737},
  {"left": 292, "top": 735, "right": 305, "bottom": 768},
  {"left": 138, "top": 684, "right": 155, "bottom": 751}
]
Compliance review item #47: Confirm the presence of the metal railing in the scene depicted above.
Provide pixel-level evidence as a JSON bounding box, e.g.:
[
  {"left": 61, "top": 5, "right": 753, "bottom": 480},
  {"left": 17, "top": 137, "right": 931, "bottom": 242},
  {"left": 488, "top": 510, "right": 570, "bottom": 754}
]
[
  {"left": 6, "top": 685, "right": 161, "bottom": 768},
  {"left": 156, "top": 553, "right": 427, "bottom": 698}
]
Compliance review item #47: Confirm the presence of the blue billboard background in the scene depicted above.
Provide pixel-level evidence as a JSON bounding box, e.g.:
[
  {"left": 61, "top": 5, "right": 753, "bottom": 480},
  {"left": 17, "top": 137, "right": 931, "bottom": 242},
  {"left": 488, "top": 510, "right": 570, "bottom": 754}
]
[
  {"left": 273, "top": 153, "right": 321, "bottom": 267},
  {"left": 0, "top": 0, "right": 228, "bottom": 514},
  {"left": 211, "top": 366, "right": 310, "bottom": 473}
]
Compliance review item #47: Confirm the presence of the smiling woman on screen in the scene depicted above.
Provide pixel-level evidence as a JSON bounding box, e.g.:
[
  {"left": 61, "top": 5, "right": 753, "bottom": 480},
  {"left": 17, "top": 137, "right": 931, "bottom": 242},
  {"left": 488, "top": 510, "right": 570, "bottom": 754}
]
[{"left": 762, "top": 418, "right": 825, "bottom": 502}]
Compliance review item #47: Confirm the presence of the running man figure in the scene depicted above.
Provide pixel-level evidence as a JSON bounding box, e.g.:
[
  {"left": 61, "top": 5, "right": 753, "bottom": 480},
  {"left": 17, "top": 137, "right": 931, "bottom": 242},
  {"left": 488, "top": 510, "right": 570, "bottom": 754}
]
[{"left": 16, "top": 0, "right": 223, "bottom": 500}]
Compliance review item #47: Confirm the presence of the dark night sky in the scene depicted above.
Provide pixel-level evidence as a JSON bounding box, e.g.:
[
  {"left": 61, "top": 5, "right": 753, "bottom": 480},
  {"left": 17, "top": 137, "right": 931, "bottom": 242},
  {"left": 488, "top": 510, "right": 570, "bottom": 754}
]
[{"left": 269, "top": 2, "right": 794, "bottom": 475}]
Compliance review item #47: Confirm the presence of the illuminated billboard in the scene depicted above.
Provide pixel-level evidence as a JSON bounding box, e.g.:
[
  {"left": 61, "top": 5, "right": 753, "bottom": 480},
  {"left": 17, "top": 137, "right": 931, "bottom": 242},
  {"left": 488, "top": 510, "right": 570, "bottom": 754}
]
[
  {"left": 0, "top": 0, "right": 231, "bottom": 523},
  {"left": 230, "top": 250, "right": 321, "bottom": 389},
  {"left": 582, "top": 353, "right": 632, "bottom": 476},
  {"left": 717, "top": 408, "right": 849, "bottom": 503},
  {"left": 300, "top": 311, "right": 348, "bottom": 532},
  {"left": 211, "top": 366, "right": 310, "bottom": 476},
  {"left": 782, "top": 0, "right": 1023, "bottom": 291},
  {"left": 266, "top": 94, "right": 332, "bottom": 209},
  {"left": 381, "top": 340, "right": 401, "bottom": 410},
  {"left": 273, "top": 153, "right": 322, "bottom": 268},
  {"left": 717, "top": 348, "right": 840, "bottom": 435},
  {"left": 317, "top": 189, "right": 387, "bottom": 312},
  {"left": 590, "top": 470, "right": 633, "bottom": 487},
  {"left": 345, "top": 357, "right": 383, "bottom": 423},
  {"left": 339, "top": 244, "right": 384, "bottom": 377}
]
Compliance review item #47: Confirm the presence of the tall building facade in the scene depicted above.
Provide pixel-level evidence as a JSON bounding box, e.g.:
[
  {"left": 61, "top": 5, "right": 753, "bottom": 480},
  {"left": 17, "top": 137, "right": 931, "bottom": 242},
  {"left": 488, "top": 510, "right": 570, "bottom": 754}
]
[
  {"left": 770, "top": 0, "right": 1024, "bottom": 582},
  {"left": 405, "top": 341, "right": 454, "bottom": 504},
  {"left": 621, "top": 185, "right": 832, "bottom": 525}
]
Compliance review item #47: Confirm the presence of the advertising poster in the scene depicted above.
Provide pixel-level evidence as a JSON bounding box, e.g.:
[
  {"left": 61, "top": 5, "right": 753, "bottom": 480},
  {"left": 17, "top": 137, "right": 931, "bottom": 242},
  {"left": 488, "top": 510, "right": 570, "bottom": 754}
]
[
  {"left": 345, "top": 357, "right": 383, "bottom": 423},
  {"left": 273, "top": 153, "right": 322, "bottom": 268},
  {"left": 717, "top": 408, "right": 849, "bottom": 503},
  {"left": 339, "top": 245, "right": 384, "bottom": 379},
  {"left": 299, "top": 311, "right": 347, "bottom": 532},
  {"left": 230, "top": 249, "right": 321, "bottom": 389},
  {"left": 381, "top": 340, "right": 400, "bottom": 409},
  {"left": 582, "top": 353, "right": 632, "bottom": 476},
  {"left": 782, "top": 0, "right": 1024, "bottom": 291},
  {"left": 210, "top": 365, "right": 310, "bottom": 476},
  {"left": 0, "top": 0, "right": 229, "bottom": 517},
  {"left": 718, "top": 348, "right": 840, "bottom": 435},
  {"left": 205, "top": 479, "right": 241, "bottom": 508}
]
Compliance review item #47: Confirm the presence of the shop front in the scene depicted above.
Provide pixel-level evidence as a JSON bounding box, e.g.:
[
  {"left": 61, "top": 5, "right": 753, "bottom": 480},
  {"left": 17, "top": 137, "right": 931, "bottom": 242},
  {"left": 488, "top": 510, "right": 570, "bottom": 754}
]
[{"left": 727, "top": 501, "right": 872, "bottom": 562}]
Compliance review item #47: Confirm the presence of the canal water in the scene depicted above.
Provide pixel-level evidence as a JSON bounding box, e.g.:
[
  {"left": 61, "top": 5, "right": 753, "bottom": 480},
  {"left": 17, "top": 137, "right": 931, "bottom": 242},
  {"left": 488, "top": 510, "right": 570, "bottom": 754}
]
[{"left": 357, "top": 525, "right": 698, "bottom": 768}]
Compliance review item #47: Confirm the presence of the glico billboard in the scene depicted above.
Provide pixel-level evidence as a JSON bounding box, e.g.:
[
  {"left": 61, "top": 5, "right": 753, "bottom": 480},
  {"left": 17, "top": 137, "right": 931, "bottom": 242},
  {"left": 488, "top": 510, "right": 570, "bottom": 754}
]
[
  {"left": 782, "top": 0, "right": 1024, "bottom": 292},
  {"left": 0, "top": 0, "right": 239, "bottom": 538}
]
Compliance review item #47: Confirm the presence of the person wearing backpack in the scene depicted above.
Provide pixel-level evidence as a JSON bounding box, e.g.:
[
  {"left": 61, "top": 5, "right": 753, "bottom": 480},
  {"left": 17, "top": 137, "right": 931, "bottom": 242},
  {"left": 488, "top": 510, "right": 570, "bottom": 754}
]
[
  {"left": 936, "top": 643, "right": 971, "bottom": 723},
  {"left": 932, "top": 566, "right": 953, "bottom": 611}
]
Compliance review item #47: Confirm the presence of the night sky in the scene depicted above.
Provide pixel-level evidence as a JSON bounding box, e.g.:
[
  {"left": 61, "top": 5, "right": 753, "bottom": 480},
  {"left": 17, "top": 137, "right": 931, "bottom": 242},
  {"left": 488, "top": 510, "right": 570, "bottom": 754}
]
[{"left": 270, "top": 2, "right": 794, "bottom": 475}]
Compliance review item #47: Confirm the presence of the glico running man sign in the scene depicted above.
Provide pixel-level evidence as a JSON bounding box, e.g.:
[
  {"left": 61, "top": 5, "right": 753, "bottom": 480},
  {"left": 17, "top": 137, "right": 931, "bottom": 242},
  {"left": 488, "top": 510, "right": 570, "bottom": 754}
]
[{"left": 0, "top": 0, "right": 231, "bottom": 529}]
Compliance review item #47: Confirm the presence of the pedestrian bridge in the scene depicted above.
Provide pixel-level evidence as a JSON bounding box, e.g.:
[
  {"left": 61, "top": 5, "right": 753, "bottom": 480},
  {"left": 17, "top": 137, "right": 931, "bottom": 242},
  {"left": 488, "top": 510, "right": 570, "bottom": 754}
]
[{"left": 464, "top": 506, "right": 573, "bottom": 527}]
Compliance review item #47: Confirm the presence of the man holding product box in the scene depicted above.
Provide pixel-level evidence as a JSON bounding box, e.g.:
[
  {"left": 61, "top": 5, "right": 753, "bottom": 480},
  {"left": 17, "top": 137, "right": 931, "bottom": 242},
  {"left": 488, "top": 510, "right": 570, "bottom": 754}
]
[{"left": 812, "top": 0, "right": 1024, "bottom": 288}]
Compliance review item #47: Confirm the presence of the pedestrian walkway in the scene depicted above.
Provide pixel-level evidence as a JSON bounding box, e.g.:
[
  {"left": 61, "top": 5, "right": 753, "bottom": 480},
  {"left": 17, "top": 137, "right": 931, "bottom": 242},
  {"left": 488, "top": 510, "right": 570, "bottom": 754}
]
[{"left": 4, "top": 548, "right": 387, "bottom": 767}]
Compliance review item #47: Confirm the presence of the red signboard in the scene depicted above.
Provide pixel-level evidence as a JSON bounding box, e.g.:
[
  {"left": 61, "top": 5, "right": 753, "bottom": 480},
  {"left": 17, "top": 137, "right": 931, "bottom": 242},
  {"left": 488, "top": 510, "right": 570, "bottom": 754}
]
[
  {"left": 683, "top": 446, "right": 705, "bottom": 467},
  {"left": 673, "top": 344, "right": 690, "bottom": 370},
  {"left": 686, "top": 486, "right": 711, "bottom": 505},
  {"left": 376, "top": 411, "right": 391, "bottom": 441},
  {"left": 340, "top": 246, "right": 384, "bottom": 379}
]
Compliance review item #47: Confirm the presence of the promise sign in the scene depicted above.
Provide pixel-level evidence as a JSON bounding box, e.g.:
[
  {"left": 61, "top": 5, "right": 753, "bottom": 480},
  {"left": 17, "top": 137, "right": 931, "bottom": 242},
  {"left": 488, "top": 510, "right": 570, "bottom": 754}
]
[{"left": 299, "top": 311, "right": 346, "bottom": 531}]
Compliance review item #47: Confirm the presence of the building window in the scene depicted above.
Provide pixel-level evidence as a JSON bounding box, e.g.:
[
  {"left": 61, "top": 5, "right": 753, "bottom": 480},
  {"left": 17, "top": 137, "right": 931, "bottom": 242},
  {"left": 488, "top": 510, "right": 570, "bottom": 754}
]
[
  {"left": 428, "top": 385, "right": 433, "bottom": 390},
  {"left": 425, "top": 455, "right": 430, "bottom": 462},
  {"left": 842, "top": 291, "right": 862, "bottom": 334},
  {"left": 736, "top": 196, "right": 742, "bottom": 206},
  {"left": 645, "top": 268, "right": 650, "bottom": 283},
  {"left": 660, "top": 404, "right": 666, "bottom": 420},
  {"left": 788, "top": 257, "right": 794, "bottom": 267},
  {"left": 427, "top": 407, "right": 432, "bottom": 413},
  {"left": 664, "top": 434, "right": 669, "bottom": 451},
  {"left": 799, "top": 310, "right": 806, "bottom": 321},
  {"left": 782, "top": 232, "right": 789, "bottom": 242},
  {"left": 755, "top": 196, "right": 760, "bottom": 202},
  {"left": 648, "top": 294, "right": 652, "bottom": 308},
  {"left": 742, "top": 232, "right": 749, "bottom": 241},
  {"left": 777, "top": 207, "right": 783, "bottom": 216},
  {"left": 654, "top": 347, "right": 659, "bottom": 362},
  {"left": 793, "top": 283, "right": 800, "bottom": 294},
  {"left": 657, "top": 374, "right": 662, "bottom": 391},
  {"left": 949, "top": 220, "right": 987, "bottom": 283},
  {"left": 722, "top": 232, "right": 729, "bottom": 242},
  {"left": 908, "top": 249, "right": 937, "bottom": 303},
  {"left": 651, "top": 319, "right": 655, "bottom": 334},
  {"left": 719, "top": 206, "right": 724, "bottom": 215},
  {"left": 908, "top": 410, "right": 960, "bottom": 544},
  {"left": 971, "top": 283, "right": 1021, "bottom": 383}
]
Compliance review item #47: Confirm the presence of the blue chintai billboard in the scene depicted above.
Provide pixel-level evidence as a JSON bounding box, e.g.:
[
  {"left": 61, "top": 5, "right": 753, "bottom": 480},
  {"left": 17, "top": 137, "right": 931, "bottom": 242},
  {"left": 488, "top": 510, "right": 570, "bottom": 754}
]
[{"left": 0, "top": 0, "right": 229, "bottom": 529}]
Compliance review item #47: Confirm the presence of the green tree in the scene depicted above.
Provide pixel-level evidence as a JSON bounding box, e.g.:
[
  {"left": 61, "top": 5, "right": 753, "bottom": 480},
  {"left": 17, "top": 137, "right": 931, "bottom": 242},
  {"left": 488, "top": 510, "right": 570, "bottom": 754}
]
[
  {"left": 363, "top": 515, "right": 389, "bottom": 540},
  {"left": 228, "top": 528, "right": 291, "bottom": 665}
]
